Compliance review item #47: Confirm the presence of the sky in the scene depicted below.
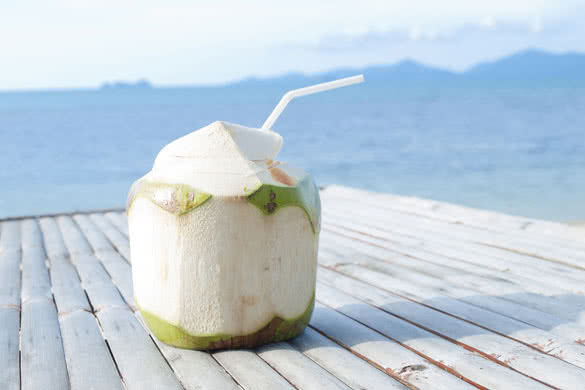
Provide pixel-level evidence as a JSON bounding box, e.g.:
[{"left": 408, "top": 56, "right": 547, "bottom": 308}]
[{"left": 1, "top": 1, "right": 585, "bottom": 90}]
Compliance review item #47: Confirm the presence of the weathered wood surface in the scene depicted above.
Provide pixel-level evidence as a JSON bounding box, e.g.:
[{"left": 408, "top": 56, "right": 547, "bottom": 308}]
[
  {"left": 0, "top": 221, "right": 21, "bottom": 307},
  {"left": 2, "top": 185, "right": 584, "bottom": 389},
  {"left": 20, "top": 300, "right": 70, "bottom": 390},
  {"left": 0, "top": 307, "right": 20, "bottom": 390}
]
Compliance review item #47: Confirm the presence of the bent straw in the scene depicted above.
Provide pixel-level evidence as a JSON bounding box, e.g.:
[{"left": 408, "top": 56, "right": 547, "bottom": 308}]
[{"left": 261, "top": 74, "right": 364, "bottom": 130}]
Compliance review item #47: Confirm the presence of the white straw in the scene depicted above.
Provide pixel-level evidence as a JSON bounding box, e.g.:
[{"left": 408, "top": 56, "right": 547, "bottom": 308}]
[{"left": 261, "top": 74, "right": 364, "bottom": 130}]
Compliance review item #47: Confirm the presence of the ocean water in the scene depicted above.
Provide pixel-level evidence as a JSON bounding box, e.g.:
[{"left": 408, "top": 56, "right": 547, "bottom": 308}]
[{"left": 1, "top": 84, "right": 584, "bottom": 221}]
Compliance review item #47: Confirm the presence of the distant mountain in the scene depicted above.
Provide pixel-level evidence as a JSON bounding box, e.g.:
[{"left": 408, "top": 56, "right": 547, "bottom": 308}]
[
  {"left": 232, "top": 50, "right": 585, "bottom": 88},
  {"left": 100, "top": 79, "right": 152, "bottom": 90},
  {"left": 464, "top": 49, "right": 585, "bottom": 83},
  {"left": 234, "top": 60, "right": 456, "bottom": 88},
  {"left": 96, "top": 50, "right": 585, "bottom": 91}
]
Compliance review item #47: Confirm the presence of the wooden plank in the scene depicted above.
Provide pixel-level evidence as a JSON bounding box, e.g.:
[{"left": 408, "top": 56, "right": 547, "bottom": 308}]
[
  {"left": 390, "top": 226, "right": 585, "bottom": 285},
  {"left": 322, "top": 191, "right": 585, "bottom": 266},
  {"left": 321, "top": 212, "right": 585, "bottom": 308},
  {"left": 394, "top": 193, "right": 585, "bottom": 245},
  {"left": 322, "top": 204, "right": 585, "bottom": 274},
  {"left": 21, "top": 219, "right": 52, "bottom": 303},
  {"left": 97, "top": 307, "right": 183, "bottom": 390},
  {"left": 213, "top": 350, "right": 296, "bottom": 390},
  {"left": 319, "top": 223, "right": 585, "bottom": 331},
  {"left": 81, "top": 213, "right": 135, "bottom": 306},
  {"left": 523, "top": 220, "right": 585, "bottom": 242},
  {"left": 416, "top": 240, "right": 585, "bottom": 290},
  {"left": 39, "top": 216, "right": 121, "bottom": 390},
  {"left": 288, "top": 327, "right": 409, "bottom": 390},
  {"left": 0, "top": 308, "right": 20, "bottom": 390},
  {"left": 39, "top": 216, "right": 90, "bottom": 313},
  {"left": 21, "top": 207, "right": 74, "bottom": 390},
  {"left": 319, "top": 245, "right": 585, "bottom": 369},
  {"left": 257, "top": 342, "right": 353, "bottom": 390},
  {"left": 21, "top": 300, "right": 70, "bottom": 390},
  {"left": 55, "top": 216, "right": 128, "bottom": 310},
  {"left": 21, "top": 218, "right": 43, "bottom": 249},
  {"left": 39, "top": 217, "right": 69, "bottom": 258},
  {"left": 21, "top": 245, "right": 52, "bottom": 303},
  {"left": 320, "top": 221, "right": 576, "bottom": 301},
  {"left": 56, "top": 216, "right": 93, "bottom": 256},
  {"left": 116, "top": 212, "right": 129, "bottom": 233},
  {"left": 324, "top": 185, "right": 585, "bottom": 245},
  {"left": 450, "top": 273, "right": 585, "bottom": 328},
  {"left": 317, "top": 267, "right": 585, "bottom": 390},
  {"left": 323, "top": 185, "right": 524, "bottom": 228},
  {"left": 309, "top": 302, "right": 475, "bottom": 390},
  {"left": 315, "top": 286, "right": 552, "bottom": 390},
  {"left": 132, "top": 313, "right": 243, "bottom": 390},
  {"left": 89, "top": 213, "right": 131, "bottom": 261},
  {"left": 318, "top": 236, "right": 585, "bottom": 342},
  {"left": 95, "top": 251, "right": 135, "bottom": 310},
  {"left": 73, "top": 254, "right": 127, "bottom": 311},
  {"left": 73, "top": 214, "right": 114, "bottom": 253},
  {"left": 0, "top": 250, "right": 21, "bottom": 306},
  {"left": 50, "top": 214, "right": 135, "bottom": 310},
  {"left": 0, "top": 220, "right": 21, "bottom": 308},
  {"left": 155, "top": 342, "right": 242, "bottom": 390},
  {"left": 59, "top": 310, "right": 124, "bottom": 390},
  {"left": 47, "top": 255, "right": 91, "bottom": 314},
  {"left": 104, "top": 212, "right": 129, "bottom": 237},
  {"left": 0, "top": 220, "right": 21, "bottom": 252},
  {"left": 323, "top": 207, "right": 585, "bottom": 286},
  {"left": 319, "top": 231, "right": 573, "bottom": 312},
  {"left": 345, "top": 192, "right": 585, "bottom": 262}
]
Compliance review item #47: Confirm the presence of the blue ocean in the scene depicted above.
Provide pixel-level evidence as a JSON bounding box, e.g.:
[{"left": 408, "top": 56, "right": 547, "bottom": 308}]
[{"left": 1, "top": 83, "right": 584, "bottom": 221}]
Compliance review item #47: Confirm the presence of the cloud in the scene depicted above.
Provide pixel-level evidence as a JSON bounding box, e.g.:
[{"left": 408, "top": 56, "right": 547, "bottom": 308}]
[
  {"left": 280, "top": 16, "right": 585, "bottom": 72},
  {"left": 307, "top": 19, "right": 573, "bottom": 49},
  {"left": 0, "top": 1, "right": 584, "bottom": 89}
]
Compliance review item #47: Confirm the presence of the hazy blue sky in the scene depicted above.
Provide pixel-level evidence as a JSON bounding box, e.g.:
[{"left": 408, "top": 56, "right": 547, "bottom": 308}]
[{"left": 2, "top": 1, "right": 584, "bottom": 90}]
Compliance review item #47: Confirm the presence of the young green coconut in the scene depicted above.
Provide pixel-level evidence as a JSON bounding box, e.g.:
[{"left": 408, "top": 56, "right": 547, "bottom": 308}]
[
  {"left": 128, "top": 120, "right": 320, "bottom": 350},
  {"left": 128, "top": 76, "right": 363, "bottom": 350}
]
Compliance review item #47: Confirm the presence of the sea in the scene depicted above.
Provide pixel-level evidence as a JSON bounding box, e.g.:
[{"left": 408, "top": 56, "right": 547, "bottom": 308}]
[{"left": 1, "top": 83, "right": 584, "bottom": 221}]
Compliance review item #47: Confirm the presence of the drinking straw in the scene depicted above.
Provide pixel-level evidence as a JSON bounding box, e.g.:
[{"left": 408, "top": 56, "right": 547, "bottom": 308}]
[{"left": 261, "top": 74, "right": 364, "bottom": 130}]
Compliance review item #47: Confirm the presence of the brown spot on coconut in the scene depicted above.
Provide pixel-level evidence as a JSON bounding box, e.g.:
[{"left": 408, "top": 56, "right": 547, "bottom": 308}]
[
  {"left": 265, "top": 202, "right": 277, "bottom": 213},
  {"left": 241, "top": 296, "right": 258, "bottom": 306}
]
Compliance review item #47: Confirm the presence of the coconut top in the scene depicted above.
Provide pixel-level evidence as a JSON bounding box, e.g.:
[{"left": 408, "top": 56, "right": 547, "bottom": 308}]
[
  {"left": 155, "top": 121, "right": 283, "bottom": 163},
  {"left": 146, "top": 121, "right": 303, "bottom": 196}
]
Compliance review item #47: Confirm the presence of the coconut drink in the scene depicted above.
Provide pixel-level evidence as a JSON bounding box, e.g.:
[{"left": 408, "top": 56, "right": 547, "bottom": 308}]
[{"left": 127, "top": 76, "right": 363, "bottom": 350}]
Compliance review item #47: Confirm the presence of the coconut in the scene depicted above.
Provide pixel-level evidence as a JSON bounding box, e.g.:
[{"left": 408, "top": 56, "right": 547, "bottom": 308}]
[{"left": 127, "top": 121, "right": 320, "bottom": 350}]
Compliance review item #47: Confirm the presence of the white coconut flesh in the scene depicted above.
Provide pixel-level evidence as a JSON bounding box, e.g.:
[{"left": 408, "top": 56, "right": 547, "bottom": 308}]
[{"left": 128, "top": 121, "right": 320, "bottom": 349}]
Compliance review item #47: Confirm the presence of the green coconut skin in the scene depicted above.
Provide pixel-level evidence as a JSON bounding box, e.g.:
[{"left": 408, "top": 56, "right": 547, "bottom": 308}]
[
  {"left": 126, "top": 174, "right": 321, "bottom": 234},
  {"left": 138, "top": 293, "right": 315, "bottom": 350},
  {"left": 246, "top": 174, "right": 321, "bottom": 234},
  {"left": 126, "top": 180, "right": 211, "bottom": 216}
]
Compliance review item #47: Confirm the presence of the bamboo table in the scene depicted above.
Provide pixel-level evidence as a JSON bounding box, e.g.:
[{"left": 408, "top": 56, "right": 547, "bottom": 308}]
[{"left": 1, "top": 185, "right": 585, "bottom": 389}]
